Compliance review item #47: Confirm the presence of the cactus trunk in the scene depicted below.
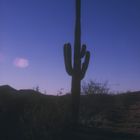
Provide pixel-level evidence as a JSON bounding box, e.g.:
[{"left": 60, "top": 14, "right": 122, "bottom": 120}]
[
  {"left": 63, "top": 0, "right": 90, "bottom": 125},
  {"left": 71, "top": 73, "right": 81, "bottom": 125},
  {"left": 71, "top": 0, "right": 81, "bottom": 125}
]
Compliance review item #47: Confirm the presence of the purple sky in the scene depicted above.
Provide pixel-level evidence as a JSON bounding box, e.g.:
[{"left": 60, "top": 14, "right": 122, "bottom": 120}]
[{"left": 0, "top": 0, "right": 140, "bottom": 94}]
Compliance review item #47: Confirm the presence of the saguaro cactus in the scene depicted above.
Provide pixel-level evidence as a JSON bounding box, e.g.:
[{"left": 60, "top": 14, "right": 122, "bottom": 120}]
[{"left": 63, "top": 0, "right": 90, "bottom": 124}]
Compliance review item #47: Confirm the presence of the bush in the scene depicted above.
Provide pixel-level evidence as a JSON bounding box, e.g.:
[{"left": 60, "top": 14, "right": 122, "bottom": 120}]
[{"left": 82, "top": 80, "right": 110, "bottom": 95}]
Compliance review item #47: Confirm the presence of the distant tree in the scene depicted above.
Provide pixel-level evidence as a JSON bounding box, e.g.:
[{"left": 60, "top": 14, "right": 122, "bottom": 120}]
[
  {"left": 82, "top": 80, "right": 110, "bottom": 95},
  {"left": 33, "top": 86, "right": 40, "bottom": 92},
  {"left": 57, "top": 88, "right": 64, "bottom": 96}
]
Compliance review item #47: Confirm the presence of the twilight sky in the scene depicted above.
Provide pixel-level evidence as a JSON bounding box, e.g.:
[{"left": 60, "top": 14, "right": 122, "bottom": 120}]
[{"left": 0, "top": 0, "right": 140, "bottom": 94}]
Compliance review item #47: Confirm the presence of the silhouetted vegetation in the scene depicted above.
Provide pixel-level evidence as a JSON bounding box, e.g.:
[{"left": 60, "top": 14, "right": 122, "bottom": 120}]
[
  {"left": 63, "top": 0, "right": 90, "bottom": 125},
  {"left": 82, "top": 80, "right": 110, "bottom": 95},
  {"left": 0, "top": 85, "right": 140, "bottom": 140}
]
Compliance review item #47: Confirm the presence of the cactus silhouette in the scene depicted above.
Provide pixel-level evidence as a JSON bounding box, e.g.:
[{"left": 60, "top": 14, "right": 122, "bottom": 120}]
[{"left": 63, "top": 0, "right": 90, "bottom": 125}]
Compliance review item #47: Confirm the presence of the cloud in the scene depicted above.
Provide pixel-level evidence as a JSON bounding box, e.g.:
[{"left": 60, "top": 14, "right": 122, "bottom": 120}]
[{"left": 14, "top": 58, "right": 29, "bottom": 68}]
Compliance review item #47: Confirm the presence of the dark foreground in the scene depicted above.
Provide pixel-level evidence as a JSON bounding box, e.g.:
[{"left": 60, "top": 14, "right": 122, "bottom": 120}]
[{"left": 0, "top": 85, "right": 140, "bottom": 140}]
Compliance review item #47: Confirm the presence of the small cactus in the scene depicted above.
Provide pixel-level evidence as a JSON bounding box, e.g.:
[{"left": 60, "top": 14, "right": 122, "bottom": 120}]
[{"left": 63, "top": 0, "right": 90, "bottom": 125}]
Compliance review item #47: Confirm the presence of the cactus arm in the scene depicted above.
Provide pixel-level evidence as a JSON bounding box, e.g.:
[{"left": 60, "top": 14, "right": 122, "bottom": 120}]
[
  {"left": 80, "top": 44, "right": 86, "bottom": 58},
  {"left": 81, "top": 51, "right": 90, "bottom": 80},
  {"left": 63, "top": 43, "right": 73, "bottom": 76}
]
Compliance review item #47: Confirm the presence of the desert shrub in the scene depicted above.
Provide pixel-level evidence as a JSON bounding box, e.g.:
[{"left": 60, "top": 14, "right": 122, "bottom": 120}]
[
  {"left": 82, "top": 80, "right": 110, "bottom": 95},
  {"left": 19, "top": 94, "right": 72, "bottom": 140}
]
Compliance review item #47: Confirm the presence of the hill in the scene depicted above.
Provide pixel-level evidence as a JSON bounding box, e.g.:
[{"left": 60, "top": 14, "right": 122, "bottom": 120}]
[{"left": 0, "top": 85, "right": 140, "bottom": 140}]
